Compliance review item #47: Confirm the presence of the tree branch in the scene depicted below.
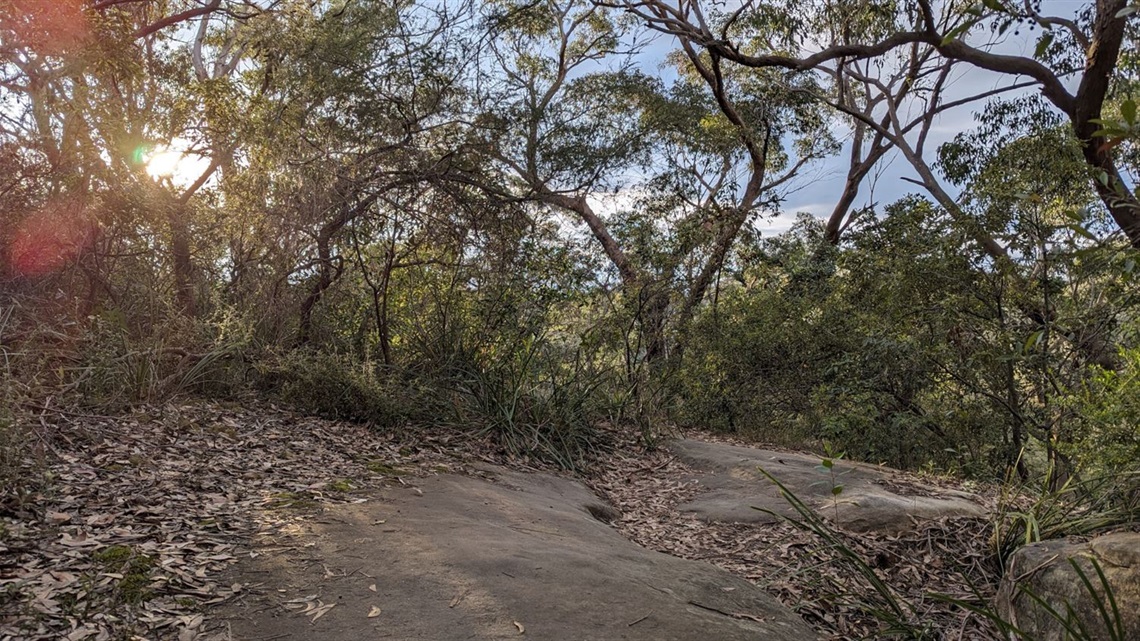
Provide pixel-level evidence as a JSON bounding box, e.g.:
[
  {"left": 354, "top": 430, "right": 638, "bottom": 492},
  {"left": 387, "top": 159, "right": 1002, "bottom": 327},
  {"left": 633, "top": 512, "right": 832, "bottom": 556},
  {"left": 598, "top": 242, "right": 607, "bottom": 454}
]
[{"left": 132, "top": 0, "right": 222, "bottom": 40}]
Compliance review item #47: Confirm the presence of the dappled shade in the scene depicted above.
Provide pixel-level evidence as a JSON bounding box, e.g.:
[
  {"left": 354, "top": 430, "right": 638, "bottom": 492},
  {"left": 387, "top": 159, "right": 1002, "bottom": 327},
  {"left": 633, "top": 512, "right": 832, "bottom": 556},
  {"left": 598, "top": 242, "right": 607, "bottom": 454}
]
[{"left": 1, "top": 1, "right": 1139, "bottom": 640}]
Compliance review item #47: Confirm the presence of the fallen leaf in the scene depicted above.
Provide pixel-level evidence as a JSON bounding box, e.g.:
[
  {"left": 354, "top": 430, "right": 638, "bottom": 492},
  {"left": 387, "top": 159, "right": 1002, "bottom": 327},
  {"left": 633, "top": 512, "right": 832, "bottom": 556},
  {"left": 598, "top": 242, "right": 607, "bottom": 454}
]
[
  {"left": 367, "top": 606, "right": 382, "bottom": 618},
  {"left": 59, "top": 532, "right": 100, "bottom": 547},
  {"left": 310, "top": 602, "right": 335, "bottom": 622},
  {"left": 85, "top": 513, "right": 115, "bottom": 526}
]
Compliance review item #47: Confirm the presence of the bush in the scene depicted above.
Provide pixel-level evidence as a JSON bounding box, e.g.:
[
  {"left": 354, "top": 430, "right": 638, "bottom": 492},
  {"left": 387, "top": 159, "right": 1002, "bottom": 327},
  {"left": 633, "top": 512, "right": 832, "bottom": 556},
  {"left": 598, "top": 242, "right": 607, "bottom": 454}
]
[
  {"left": 675, "top": 206, "right": 1043, "bottom": 476},
  {"left": 452, "top": 331, "right": 618, "bottom": 470},
  {"left": 1061, "top": 347, "right": 1140, "bottom": 499},
  {"left": 254, "top": 350, "right": 431, "bottom": 427}
]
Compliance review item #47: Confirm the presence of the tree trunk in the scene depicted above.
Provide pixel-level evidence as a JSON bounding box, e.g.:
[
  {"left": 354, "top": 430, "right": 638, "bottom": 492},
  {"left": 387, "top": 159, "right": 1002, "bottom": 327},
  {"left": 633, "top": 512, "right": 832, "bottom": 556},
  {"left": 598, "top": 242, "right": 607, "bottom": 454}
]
[
  {"left": 639, "top": 282, "right": 670, "bottom": 367},
  {"left": 295, "top": 193, "right": 386, "bottom": 345},
  {"left": 1067, "top": 0, "right": 1140, "bottom": 246},
  {"left": 377, "top": 244, "right": 395, "bottom": 366},
  {"left": 297, "top": 229, "right": 339, "bottom": 346},
  {"left": 1075, "top": 138, "right": 1140, "bottom": 247},
  {"left": 168, "top": 205, "right": 197, "bottom": 317}
]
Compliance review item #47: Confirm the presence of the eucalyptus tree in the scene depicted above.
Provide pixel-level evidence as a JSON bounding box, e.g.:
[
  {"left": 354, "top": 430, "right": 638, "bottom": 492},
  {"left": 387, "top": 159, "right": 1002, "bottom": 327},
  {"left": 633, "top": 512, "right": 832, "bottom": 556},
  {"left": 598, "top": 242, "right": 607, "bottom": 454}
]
[
  {"left": 226, "top": 0, "right": 509, "bottom": 348},
  {"left": 0, "top": 0, "right": 274, "bottom": 317},
  {"left": 615, "top": 0, "right": 1140, "bottom": 247},
  {"left": 473, "top": 0, "right": 832, "bottom": 365},
  {"left": 937, "top": 96, "right": 1140, "bottom": 480}
]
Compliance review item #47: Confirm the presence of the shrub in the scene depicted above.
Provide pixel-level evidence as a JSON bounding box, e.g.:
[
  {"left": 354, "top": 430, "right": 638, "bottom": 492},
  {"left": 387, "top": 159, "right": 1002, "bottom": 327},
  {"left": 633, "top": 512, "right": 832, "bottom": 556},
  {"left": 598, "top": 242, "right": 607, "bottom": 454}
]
[
  {"left": 1062, "top": 346, "right": 1140, "bottom": 481},
  {"left": 254, "top": 350, "right": 431, "bottom": 428},
  {"left": 452, "top": 331, "right": 618, "bottom": 470}
]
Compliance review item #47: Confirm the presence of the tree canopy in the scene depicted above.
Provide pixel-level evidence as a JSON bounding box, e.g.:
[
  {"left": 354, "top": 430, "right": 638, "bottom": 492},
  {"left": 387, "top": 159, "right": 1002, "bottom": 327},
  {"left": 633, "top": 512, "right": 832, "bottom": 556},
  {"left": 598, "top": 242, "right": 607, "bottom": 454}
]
[{"left": 2, "top": 0, "right": 1139, "bottom": 486}]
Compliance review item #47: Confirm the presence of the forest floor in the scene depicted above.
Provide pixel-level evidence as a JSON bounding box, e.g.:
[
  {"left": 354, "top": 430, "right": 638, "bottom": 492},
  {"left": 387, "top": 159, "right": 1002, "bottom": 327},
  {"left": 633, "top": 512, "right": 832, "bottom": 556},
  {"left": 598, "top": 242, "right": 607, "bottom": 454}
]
[{"left": 1, "top": 399, "right": 1005, "bottom": 640}]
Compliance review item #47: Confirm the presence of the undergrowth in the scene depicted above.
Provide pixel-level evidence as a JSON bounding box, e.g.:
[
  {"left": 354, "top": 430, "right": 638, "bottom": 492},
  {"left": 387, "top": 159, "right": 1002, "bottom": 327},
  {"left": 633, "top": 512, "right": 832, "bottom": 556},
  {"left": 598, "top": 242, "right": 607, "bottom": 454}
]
[
  {"left": 452, "top": 333, "right": 620, "bottom": 470},
  {"left": 991, "top": 468, "right": 1140, "bottom": 571},
  {"left": 757, "top": 465, "right": 1135, "bottom": 640},
  {"left": 253, "top": 350, "right": 432, "bottom": 426},
  {"left": 253, "top": 339, "right": 621, "bottom": 471}
]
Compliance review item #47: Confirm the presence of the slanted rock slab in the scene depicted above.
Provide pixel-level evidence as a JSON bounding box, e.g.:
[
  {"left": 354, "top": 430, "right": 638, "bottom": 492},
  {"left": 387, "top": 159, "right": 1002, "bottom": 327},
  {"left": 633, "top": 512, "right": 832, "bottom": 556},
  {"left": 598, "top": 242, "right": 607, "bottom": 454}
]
[
  {"left": 668, "top": 439, "right": 985, "bottom": 534},
  {"left": 997, "top": 532, "right": 1140, "bottom": 641},
  {"left": 213, "top": 467, "right": 817, "bottom": 641}
]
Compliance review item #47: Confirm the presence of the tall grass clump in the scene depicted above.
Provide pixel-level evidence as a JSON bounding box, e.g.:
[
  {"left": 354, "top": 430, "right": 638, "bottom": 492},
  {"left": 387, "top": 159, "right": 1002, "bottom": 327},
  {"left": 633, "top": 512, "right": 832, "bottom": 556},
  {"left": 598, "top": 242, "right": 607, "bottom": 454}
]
[
  {"left": 254, "top": 350, "right": 433, "bottom": 427},
  {"left": 453, "top": 331, "right": 620, "bottom": 470}
]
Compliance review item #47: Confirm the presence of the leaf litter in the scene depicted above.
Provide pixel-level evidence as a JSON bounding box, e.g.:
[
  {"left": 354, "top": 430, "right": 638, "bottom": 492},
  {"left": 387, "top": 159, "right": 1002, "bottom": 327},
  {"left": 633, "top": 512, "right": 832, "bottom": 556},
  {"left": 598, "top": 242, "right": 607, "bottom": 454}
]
[
  {"left": 588, "top": 435, "right": 1006, "bottom": 640},
  {"left": 0, "top": 399, "right": 463, "bottom": 640}
]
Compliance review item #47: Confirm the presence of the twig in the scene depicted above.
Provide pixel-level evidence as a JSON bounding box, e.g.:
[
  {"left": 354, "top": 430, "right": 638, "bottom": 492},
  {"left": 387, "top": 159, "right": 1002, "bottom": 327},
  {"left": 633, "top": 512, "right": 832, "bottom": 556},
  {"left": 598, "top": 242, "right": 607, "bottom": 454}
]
[
  {"left": 627, "top": 612, "right": 651, "bottom": 626},
  {"left": 23, "top": 402, "right": 118, "bottom": 421},
  {"left": 1012, "top": 554, "right": 1060, "bottom": 583},
  {"left": 686, "top": 600, "right": 766, "bottom": 622}
]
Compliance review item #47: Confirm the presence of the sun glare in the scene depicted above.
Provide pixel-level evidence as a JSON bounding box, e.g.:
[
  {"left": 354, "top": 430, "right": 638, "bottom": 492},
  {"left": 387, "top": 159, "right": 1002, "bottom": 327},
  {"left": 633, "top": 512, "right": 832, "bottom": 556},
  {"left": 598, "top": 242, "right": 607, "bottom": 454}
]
[
  {"left": 141, "top": 142, "right": 214, "bottom": 188},
  {"left": 145, "top": 149, "right": 185, "bottom": 179}
]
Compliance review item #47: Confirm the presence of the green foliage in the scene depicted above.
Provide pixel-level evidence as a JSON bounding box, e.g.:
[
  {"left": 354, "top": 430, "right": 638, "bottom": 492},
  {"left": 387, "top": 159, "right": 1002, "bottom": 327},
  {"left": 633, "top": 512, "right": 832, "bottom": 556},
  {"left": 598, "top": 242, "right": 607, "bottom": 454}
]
[
  {"left": 0, "top": 0, "right": 1136, "bottom": 497},
  {"left": 816, "top": 448, "right": 849, "bottom": 524},
  {"left": 990, "top": 471, "right": 1140, "bottom": 572},
  {"left": 1062, "top": 346, "right": 1140, "bottom": 478},
  {"left": 255, "top": 350, "right": 430, "bottom": 427},
  {"left": 677, "top": 209, "right": 1002, "bottom": 472},
  {"left": 453, "top": 330, "right": 619, "bottom": 470},
  {"left": 679, "top": 184, "right": 1140, "bottom": 484},
  {"left": 64, "top": 310, "right": 247, "bottom": 410},
  {"left": 252, "top": 338, "right": 620, "bottom": 470},
  {"left": 936, "top": 556, "right": 1128, "bottom": 641}
]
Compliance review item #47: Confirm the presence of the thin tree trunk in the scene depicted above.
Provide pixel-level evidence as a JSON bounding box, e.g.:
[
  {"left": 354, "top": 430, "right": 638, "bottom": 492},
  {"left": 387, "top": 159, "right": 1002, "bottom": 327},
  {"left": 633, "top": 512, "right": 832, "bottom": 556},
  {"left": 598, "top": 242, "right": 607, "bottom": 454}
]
[
  {"left": 377, "top": 243, "right": 395, "bottom": 366},
  {"left": 295, "top": 191, "right": 390, "bottom": 345},
  {"left": 168, "top": 204, "right": 197, "bottom": 317},
  {"left": 297, "top": 228, "right": 339, "bottom": 346}
]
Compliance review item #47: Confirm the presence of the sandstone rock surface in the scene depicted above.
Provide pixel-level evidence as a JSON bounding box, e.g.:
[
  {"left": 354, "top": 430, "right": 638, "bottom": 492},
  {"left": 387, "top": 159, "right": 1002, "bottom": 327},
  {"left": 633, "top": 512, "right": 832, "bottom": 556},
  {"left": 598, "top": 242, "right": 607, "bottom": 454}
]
[
  {"left": 997, "top": 532, "right": 1140, "bottom": 641},
  {"left": 215, "top": 466, "right": 818, "bottom": 640},
  {"left": 669, "top": 439, "right": 985, "bottom": 534}
]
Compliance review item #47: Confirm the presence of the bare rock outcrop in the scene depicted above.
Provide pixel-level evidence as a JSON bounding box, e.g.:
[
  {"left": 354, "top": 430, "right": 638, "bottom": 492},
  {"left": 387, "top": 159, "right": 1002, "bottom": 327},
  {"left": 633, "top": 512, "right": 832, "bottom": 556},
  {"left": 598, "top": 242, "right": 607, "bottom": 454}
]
[
  {"left": 668, "top": 439, "right": 986, "bottom": 534},
  {"left": 997, "top": 532, "right": 1139, "bottom": 641},
  {"left": 215, "top": 466, "right": 819, "bottom": 640}
]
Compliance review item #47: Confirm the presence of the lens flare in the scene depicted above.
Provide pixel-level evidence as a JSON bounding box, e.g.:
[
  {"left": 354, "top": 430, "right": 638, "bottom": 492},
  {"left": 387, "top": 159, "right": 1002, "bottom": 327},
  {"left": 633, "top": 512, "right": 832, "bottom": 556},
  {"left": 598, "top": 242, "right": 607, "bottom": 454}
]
[
  {"left": 2, "top": 0, "right": 89, "bottom": 54},
  {"left": 8, "top": 198, "right": 97, "bottom": 277},
  {"left": 131, "top": 145, "right": 151, "bottom": 166}
]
